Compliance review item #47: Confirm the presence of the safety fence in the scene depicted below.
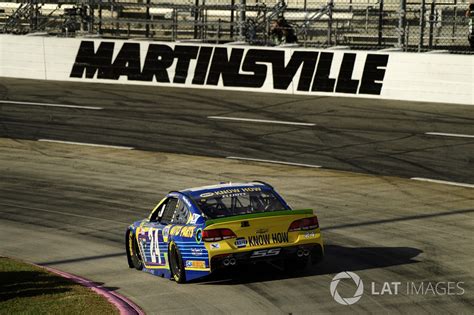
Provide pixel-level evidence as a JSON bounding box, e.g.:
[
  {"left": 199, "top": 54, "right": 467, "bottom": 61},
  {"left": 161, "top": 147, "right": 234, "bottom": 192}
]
[{"left": 0, "top": 0, "right": 472, "bottom": 53}]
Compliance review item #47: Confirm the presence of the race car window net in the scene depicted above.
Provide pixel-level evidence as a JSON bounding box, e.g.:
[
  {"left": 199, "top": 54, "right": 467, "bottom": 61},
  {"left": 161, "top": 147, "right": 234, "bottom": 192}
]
[
  {"left": 172, "top": 199, "right": 190, "bottom": 225},
  {"left": 194, "top": 190, "right": 288, "bottom": 219},
  {"left": 159, "top": 198, "right": 178, "bottom": 224}
]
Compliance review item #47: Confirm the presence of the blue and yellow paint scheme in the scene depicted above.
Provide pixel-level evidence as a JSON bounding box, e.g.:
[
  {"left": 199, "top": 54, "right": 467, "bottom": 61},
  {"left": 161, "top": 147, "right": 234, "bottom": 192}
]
[{"left": 126, "top": 182, "right": 324, "bottom": 283}]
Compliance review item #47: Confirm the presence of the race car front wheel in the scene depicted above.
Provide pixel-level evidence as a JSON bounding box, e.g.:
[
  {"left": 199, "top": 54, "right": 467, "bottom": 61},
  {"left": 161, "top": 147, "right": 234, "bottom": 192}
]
[
  {"left": 127, "top": 231, "right": 143, "bottom": 271},
  {"left": 169, "top": 243, "right": 186, "bottom": 283}
]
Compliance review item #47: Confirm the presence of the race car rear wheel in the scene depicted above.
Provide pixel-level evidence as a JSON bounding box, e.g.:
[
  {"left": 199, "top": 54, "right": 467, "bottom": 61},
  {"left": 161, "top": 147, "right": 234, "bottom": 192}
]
[
  {"left": 128, "top": 231, "right": 143, "bottom": 271},
  {"left": 169, "top": 243, "right": 186, "bottom": 283}
]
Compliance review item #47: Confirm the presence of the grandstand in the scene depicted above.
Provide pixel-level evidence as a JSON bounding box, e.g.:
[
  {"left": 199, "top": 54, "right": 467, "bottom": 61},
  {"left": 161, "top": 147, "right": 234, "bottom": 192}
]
[{"left": 0, "top": 0, "right": 471, "bottom": 53}]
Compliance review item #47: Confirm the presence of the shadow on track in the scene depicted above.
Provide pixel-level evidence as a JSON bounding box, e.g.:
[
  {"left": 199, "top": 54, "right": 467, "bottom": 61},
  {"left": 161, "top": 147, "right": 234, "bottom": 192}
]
[{"left": 198, "top": 245, "right": 422, "bottom": 285}]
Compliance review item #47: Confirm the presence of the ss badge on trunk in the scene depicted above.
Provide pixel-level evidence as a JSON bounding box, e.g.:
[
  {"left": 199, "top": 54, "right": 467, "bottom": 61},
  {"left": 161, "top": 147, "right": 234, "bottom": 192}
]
[{"left": 250, "top": 248, "right": 281, "bottom": 258}]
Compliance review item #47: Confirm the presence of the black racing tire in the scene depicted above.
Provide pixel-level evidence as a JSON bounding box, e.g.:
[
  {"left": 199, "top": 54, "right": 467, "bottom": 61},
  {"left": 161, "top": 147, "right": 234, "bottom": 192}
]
[
  {"left": 169, "top": 243, "right": 186, "bottom": 283},
  {"left": 127, "top": 230, "right": 143, "bottom": 271}
]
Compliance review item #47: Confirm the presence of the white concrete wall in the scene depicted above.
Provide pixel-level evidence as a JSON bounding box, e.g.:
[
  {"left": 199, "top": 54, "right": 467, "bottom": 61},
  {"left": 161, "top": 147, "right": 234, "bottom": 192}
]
[{"left": 0, "top": 35, "right": 472, "bottom": 105}]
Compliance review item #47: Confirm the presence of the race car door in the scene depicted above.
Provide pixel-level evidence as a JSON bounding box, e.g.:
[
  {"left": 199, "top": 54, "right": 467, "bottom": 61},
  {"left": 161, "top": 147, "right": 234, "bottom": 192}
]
[{"left": 144, "top": 197, "right": 178, "bottom": 267}]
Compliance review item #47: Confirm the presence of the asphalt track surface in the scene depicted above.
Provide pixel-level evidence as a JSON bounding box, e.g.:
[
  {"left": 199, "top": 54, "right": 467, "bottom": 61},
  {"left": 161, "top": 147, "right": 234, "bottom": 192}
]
[
  {"left": 0, "top": 78, "right": 473, "bottom": 183},
  {"left": 0, "top": 78, "right": 473, "bottom": 313}
]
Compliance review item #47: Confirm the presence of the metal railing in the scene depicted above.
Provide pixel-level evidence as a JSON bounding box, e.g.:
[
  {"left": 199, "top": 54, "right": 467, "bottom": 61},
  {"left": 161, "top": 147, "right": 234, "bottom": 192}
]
[{"left": 0, "top": 0, "right": 472, "bottom": 53}]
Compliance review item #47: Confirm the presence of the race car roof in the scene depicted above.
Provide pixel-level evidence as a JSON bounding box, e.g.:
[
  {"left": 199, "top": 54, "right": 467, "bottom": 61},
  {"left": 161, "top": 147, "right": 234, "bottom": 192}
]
[{"left": 180, "top": 182, "right": 271, "bottom": 199}]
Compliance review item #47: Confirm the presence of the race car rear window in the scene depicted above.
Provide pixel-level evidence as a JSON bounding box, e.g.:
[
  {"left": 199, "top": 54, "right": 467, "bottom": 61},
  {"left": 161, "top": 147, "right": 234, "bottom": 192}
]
[{"left": 194, "top": 189, "right": 288, "bottom": 219}]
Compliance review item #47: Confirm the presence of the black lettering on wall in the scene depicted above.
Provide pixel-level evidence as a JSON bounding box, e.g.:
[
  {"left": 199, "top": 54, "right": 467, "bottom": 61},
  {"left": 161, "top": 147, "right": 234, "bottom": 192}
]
[
  {"left": 359, "top": 54, "right": 389, "bottom": 95},
  {"left": 272, "top": 51, "right": 318, "bottom": 91},
  {"left": 335, "top": 53, "right": 359, "bottom": 94},
  {"left": 192, "top": 47, "right": 213, "bottom": 85},
  {"left": 207, "top": 48, "right": 243, "bottom": 86},
  {"left": 271, "top": 50, "right": 297, "bottom": 90},
  {"left": 70, "top": 41, "right": 114, "bottom": 79},
  {"left": 235, "top": 50, "right": 284, "bottom": 88},
  {"left": 240, "top": 49, "right": 271, "bottom": 88},
  {"left": 207, "top": 48, "right": 263, "bottom": 87},
  {"left": 173, "top": 45, "right": 199, "bottom": 84},
  {"left": 311, "top": 52, "right": 336, "bottom": 92},
  {"left": 110, "top": 43, "right": 141, "bottom": 80},
  {"left": 294, "top": 52, "right": 318, "bottom": 91},
  {"left": 139, "top": 44, "right": 174, "bottom": 83}
]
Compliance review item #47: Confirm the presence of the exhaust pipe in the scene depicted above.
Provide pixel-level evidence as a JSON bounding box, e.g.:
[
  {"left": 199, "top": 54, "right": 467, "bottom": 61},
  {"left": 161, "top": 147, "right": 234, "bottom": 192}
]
[
  {"left": 223, "top": 258, "right": 230, "bottom": 266},
  {"left": 229, "top": 257, "right": 237, "bottom": 266},
  {"left": 297, "top": 249, "right": 304, "bottom": 257},
  {"left": 303, "top": 249, "right": 310, "bottom": 256}
]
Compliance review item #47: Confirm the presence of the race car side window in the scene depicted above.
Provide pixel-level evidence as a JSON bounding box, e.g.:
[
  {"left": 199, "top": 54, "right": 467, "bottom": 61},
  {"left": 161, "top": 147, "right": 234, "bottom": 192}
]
[
  {"left": 159, "top": 198, "right": 178, "bottom": 225},
  {"left": 172, "top": 199, "right": 190, "bottom": 225}
]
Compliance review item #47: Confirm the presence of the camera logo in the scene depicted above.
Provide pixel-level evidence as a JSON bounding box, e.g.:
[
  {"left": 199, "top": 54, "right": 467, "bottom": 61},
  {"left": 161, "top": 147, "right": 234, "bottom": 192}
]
[{"left": 330, "top": 271, "right": 364, "bottom": 305}]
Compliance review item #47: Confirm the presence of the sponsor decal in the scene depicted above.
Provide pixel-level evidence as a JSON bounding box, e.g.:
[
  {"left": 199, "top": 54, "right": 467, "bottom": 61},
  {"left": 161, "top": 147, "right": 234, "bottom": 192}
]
[
  {"left": 195, "top": 228, "right": 202, "bottom": 244},
  {"left": 191, "top": 248, "right": 204, "bottom": 256},
  {"left": 247, "top": 232, "right": 289, "bottom": 247},
  {"left": 199, "top": 192, "right": 215, "bottom": 198},
  {"left": 168, "top": 225, "right": 196, "bottom": 238},
  {"left": 250, "top": 248, "right": 281, "bottom": 258},
  {"left": 169, "top": 225, "right": 183, "bottom": 236},
  {"left": 189, "top": 213, "right": 201, "bottom": 224},
  {"left": 210, "top": 243, "right": 220, "bottom": 249},
  {"left": 256, "top": 228, "right": 268, "bottom": 234},
  {"left": 179, "top": 226, "right": 196, "bottom": 238},
  {"left": 199, "top": 187, "right": 264, "bottom": 199},
  {"left": 70, "top": 41, "right": 388, "bottom": 95},
  {"left": 162, "top": 226, "right": 170, "bottom": 239},
  {"left": 234, "top": 237, "right": 247, "bottom": 248},
  {"left": 185, "top": 260, "right": 206, "bottom": 269}
]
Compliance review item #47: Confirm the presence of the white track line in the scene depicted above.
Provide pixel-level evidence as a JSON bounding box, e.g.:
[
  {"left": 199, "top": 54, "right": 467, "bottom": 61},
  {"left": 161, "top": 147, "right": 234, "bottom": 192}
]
[
  {"left": 227, "top": 156, "right": 322, "bottom": 168},
  {"left": 425, "top": 132, "right": 474, "bottom": 139},
  {"left": 411, "top": 177, "right": 474, "bottom": 188},
  {"left": 0, "top": 100, "right": 102, "bottom": 110},
  {"left": 38, "top": 139, "right": 134, "bottom": 150},
  {"left": 208, "top": 116, "right": 316, "bottom": 127}
]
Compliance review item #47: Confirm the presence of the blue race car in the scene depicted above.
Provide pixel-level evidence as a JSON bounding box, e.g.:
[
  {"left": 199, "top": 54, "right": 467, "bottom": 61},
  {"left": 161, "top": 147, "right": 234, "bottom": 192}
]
[{"left": 126, "top": 181, "right": 324, "bottom": 283}]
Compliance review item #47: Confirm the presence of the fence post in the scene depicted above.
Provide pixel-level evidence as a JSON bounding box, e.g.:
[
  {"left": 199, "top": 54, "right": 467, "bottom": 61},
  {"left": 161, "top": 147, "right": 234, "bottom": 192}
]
[
  {"left": 146, "top": 0, "right": 150, "bottom": 38},
  {"left": 378, "top": 0, "right": 384, "bottom": 46},
  {"left": 194, "top": 0, "right": 199, "bottom": 39},
  {"left": 419, "top": 0, "right": 425, "bottom": 51},
  {"left": 230, "top": 0, "right": 235, "bottom": 39},
  {"left": 239, "top": 0, "right": 246, "bottom": 41},
  {"left": 327, "top": 0, "right": 334, "bottom": 46},
  {"left": 98, "top": 1, "right": 102, "bottom": 35},
  {"left": 398, "top": 0, "right": 407, "bottom": 48},
  {"left": 452, "top": 0, "right": 457, "bottom": 39},
  {"left": 428, "top": 1, "right": 435, "bottom": 49},
  {"left": 172, "top": 8, "right": 177, "bottom": 41},
  {"left": 33, "top": 0, "right": 38, "bottom": 31}
]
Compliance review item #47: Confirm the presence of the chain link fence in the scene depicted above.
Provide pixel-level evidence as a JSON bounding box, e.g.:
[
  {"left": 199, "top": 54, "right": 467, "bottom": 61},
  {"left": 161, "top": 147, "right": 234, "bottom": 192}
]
[{"left": 0, "top": 0, "right": 472, "bottom": 53}]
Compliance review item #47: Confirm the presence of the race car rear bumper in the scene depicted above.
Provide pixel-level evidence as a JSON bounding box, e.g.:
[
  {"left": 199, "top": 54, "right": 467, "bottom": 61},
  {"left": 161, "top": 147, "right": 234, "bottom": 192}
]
[{"left": 210, "top": 243, "right": 323, "bottom": 270}]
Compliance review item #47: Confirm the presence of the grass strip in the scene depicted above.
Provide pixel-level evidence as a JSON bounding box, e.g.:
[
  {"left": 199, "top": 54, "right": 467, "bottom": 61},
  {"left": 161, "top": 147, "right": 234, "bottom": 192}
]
[{"left": 0, "top": 257, "right": 118, "bottom": 315}]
